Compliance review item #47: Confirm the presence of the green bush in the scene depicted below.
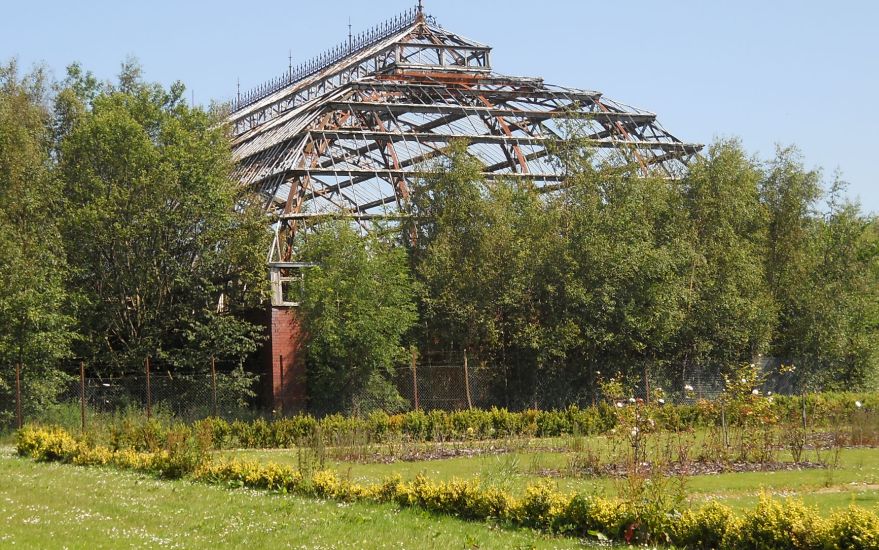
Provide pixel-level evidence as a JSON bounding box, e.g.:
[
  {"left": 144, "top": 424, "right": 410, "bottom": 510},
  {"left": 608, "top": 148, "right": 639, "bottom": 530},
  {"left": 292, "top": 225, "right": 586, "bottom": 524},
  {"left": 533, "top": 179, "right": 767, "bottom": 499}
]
[
  {"left": 723, "top": 495, "right": 828, "bottom": 549},
  {"left": 826, "top": 506, "right": 879, "bottom": 550},
  {"left": 42, "top": 390, "right": 879, "bottom": 453}
]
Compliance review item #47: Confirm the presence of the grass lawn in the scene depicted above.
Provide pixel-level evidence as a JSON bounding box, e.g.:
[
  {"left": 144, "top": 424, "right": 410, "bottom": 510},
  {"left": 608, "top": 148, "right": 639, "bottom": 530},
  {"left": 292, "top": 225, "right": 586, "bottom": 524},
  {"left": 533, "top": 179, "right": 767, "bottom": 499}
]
[
  {"left": 0, "top": 446, "right": 590, "bottom": 549},
  {"left": 221, "top": 440, "right": 879, "bottom": 515}
]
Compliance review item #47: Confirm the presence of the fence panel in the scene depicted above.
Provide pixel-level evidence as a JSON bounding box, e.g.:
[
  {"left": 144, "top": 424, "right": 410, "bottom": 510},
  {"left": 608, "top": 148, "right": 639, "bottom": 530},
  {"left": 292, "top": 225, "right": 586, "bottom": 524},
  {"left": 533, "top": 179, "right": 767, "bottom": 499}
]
[{"left": 0, "top": 355, "right": 812, "bottom": 429}]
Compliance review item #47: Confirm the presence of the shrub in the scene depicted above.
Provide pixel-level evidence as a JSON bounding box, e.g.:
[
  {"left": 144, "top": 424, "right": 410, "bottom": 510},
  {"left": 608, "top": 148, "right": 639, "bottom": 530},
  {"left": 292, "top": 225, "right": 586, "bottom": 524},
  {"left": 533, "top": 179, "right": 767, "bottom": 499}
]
[
  {"left": 826, "top": 506, "right": 879, "bottom": 550},
  {"left": 723, "top": 495, "right": 828, "bottom": 549},
  {"left": 16, "top": 425, "right": 78, "bottom": 462},
  {"left": 670, "top": 501, "right": 738, "bottom": 549}
]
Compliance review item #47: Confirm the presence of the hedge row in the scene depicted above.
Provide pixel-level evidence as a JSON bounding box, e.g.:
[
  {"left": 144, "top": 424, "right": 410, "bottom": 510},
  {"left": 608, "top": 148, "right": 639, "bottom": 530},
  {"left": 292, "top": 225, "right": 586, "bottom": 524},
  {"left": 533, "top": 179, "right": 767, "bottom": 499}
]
[
  {"left": 16, "top": 425, "right": 879, "bottom": 549},
  {"left": 101, "top": 391, "right": 877, "bottom": 451}
]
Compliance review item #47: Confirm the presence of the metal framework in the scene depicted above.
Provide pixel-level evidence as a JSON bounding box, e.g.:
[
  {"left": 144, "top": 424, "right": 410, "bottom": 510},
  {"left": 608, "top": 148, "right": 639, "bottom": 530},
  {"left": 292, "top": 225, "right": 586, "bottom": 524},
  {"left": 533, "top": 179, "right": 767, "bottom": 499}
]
[{"left": 228, "top": 5, "right": 702, "bottom": 306}]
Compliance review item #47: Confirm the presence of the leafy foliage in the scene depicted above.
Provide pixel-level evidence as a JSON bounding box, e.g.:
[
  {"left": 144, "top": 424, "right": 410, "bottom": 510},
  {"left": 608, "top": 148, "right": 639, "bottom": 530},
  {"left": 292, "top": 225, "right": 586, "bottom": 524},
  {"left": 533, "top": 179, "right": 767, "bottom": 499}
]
[
  {"left": 0, "top": 61, "right": 75, "bottom": 418},
  {"left": 298, "top": 222, "right": 418, "bottom": 413},
  {"left": 56, "top": 61, "right": 269, "bottom": 374}
]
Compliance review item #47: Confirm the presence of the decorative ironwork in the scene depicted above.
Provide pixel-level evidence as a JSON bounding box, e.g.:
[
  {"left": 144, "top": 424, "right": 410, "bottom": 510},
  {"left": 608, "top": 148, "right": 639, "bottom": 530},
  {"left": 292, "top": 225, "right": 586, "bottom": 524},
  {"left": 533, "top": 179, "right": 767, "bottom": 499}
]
[{"left": 232, "top": 7, "right": 437, "bottom": 112}]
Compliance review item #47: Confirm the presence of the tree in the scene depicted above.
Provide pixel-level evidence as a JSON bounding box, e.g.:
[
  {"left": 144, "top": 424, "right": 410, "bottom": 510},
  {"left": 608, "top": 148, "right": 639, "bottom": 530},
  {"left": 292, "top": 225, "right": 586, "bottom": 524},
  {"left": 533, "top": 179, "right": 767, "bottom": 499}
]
[
  {"left": 411, "top": 141, "right": 560, "bottom": 404},
  {"left": 547, "top": 143, "right": 692, "bottom": 397},
  {"left": 0, "top": 61, "right": 74, "bottom": 419},
  {"left": 676, "top": 139, "right": 775, "bottom": 378},
  {"left": 298, "top": 222, "right": 418, "bottom": 413},
  {"left": 762, "top": 149, "right": 879, "bottom": 389},
  {"left": 57, "top": 61, "right": 268, "bottom": 375}
]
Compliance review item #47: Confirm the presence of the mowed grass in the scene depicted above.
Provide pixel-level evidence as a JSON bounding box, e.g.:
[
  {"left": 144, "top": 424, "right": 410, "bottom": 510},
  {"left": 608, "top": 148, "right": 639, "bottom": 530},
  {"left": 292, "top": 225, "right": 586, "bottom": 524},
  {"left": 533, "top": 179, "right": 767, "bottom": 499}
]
[
  {"left": 222, "top": 440, "right": 879, "bottom": 515},
  {"left": 0, "top": 447, "right": 590, "bottom": 550}
]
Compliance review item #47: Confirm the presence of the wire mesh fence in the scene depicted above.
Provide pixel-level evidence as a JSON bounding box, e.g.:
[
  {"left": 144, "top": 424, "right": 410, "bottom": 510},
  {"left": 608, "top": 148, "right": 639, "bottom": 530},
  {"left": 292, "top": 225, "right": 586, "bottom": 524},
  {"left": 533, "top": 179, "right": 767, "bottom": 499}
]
[
  {"left": 0, "top": 360, "right": 266, "bottom": 432},
  {"left": 0, "top": 354, "right": 807, "bottom": 430}
]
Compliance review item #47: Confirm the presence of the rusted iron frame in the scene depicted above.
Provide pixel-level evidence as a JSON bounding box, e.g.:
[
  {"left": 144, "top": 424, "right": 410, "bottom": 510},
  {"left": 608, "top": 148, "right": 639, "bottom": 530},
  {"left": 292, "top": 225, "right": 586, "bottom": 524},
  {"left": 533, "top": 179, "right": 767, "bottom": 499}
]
[
  {"left": 231, "top": 24, "right": 491, "bottom": 135},
  {"left": 354, "top": 80, "right": 602, "bottom": 103},
  {"left": 248, "top": 124, "right": 694, "bottom": 210},
  {"left": 323, "top": 100, "right": 654, "bottom": 125},
  {"left": 370, "top": 112, "right": 411, "bottom": 208},
  {"left": 243, "top": 119, "right": 695, "bottom": 221},
  {"left": 476, "top": 94, "right": 529, "bottom": 173},
  {"left": 299, "top": 130, "right": 697, "bottom": 151},
  {"left": 232, "top": 7, "right": 424, "bottom": 113}
]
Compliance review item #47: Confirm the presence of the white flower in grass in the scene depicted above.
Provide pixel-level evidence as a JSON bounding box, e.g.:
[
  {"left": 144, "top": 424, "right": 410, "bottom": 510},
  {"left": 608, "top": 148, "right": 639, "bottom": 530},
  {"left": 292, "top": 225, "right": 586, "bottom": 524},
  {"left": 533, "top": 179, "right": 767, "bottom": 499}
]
[
  {"left": 628, "top": 397, "right": 636, "bottom": 404},
  {"left": 684, "top": 384, "right": 694, "bottom": 392},
  {"left": 752, "top": 389, "right": 760, "bottom": 396},
  {"left": 631, "top": 427, "right": 639, "bottom": 437},
  {"left": 856, "top": 401, "right": 863, "bottom": 409},
  {"left": 658, "top": 398, "right": 666, "bottom": 405},
  {"left": 741, "top": 378, "right": 748, "bottom": 384},
  {"left": 767, "top": 391, "right": 773, "bottom": 396},
  {"left": 615, "top": 402, "right": 624, "bottom": 408}
]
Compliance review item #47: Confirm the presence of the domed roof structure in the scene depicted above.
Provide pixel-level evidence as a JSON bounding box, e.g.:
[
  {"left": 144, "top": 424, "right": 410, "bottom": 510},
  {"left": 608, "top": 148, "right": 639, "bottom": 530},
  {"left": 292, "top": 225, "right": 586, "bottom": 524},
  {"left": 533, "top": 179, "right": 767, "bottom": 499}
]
[{"left": 228, "top": 5, "right": 701, "bottom": 232}]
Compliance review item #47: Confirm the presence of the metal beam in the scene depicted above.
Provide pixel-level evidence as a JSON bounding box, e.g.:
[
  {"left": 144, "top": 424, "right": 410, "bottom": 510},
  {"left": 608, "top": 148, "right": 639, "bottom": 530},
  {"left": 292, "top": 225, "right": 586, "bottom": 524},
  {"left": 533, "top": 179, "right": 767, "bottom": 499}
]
[
  {"left": 325, "top": 100, "right": 656, "bottom": 124},
  {"left": 306, "top": 129, "right": 700, "bottom": 152},
  {"left": 285, "top": 167, "right": 563, "bottom": 181}
]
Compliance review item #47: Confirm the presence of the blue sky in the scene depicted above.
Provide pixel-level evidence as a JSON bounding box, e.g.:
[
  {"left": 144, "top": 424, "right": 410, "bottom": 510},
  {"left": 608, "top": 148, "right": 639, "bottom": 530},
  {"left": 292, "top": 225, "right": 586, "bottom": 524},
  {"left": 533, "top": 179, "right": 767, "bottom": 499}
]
[{"left": 2, "top": 0, "right": 876, "bottom": 213}]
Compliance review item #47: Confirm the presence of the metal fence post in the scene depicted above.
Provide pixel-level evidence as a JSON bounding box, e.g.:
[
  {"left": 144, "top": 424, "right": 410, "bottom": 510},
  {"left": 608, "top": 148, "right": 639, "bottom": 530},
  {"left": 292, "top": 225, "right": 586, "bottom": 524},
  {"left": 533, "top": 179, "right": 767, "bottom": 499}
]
[
  {"left": 463, "top": 349, "right": 472, "bottom": 410},
  {"left": 80, "top": 361, "right": 86, "bottom": 432},
  {"left": 411, "top": 348, "right": 419, "bottom": 411},
  {"left": 801, "top": 391, "right": 808, "bottom": 439},
  {"left": 145, "top": 355, "right": 152, "bottom": 420},
  {"left": 721, "top": 401, "right": 729, "bottom": 448},
  {"left": 211, "top": 356, "right": 218, "bottom": 417},
  {"left": 15, "top": 362, "right": 22, "bottom": 430}
]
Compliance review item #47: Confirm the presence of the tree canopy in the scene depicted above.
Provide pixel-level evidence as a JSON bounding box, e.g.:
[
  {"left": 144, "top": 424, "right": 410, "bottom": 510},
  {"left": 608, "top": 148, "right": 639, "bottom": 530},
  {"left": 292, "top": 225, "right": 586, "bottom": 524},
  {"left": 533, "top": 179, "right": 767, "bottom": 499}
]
[{"left": 1, "top": 56, "right": 876, "bottom": 417}]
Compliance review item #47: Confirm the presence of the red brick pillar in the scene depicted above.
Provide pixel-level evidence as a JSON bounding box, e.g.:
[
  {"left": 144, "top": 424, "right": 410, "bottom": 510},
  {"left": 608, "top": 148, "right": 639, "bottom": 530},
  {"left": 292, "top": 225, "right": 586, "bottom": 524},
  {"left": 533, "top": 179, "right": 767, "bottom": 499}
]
[{"left": 270, "top": 306, "right": 307, "bottom": 413}]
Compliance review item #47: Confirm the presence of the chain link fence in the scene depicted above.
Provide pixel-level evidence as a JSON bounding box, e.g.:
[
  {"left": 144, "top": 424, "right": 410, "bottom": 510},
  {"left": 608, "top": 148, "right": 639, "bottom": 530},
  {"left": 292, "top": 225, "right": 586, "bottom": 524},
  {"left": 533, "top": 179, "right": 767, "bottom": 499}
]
[
  {"left": 0, "top": 360, "right": 265, "bottom": 432},
  {"left": 1, "top": 354, "right": 806, "bottom": 430}
]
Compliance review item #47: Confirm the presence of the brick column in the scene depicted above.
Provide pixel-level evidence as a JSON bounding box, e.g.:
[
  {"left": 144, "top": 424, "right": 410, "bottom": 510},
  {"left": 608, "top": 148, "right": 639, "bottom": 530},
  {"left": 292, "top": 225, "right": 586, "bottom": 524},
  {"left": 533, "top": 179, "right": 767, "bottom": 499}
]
[{"left": 270, "top": 306, "right": 307, "bottom": 413}]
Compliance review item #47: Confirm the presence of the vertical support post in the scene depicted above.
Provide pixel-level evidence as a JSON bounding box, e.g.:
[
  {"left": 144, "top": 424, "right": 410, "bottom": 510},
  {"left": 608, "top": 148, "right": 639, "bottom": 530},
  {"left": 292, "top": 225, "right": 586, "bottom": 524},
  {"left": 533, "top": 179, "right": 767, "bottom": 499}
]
[
  {"left": 590, "top": 368, "right": 596, "bottom": 407},
  {"left": 80, "top": 361, "right": 86, "bottom": 433},
  {"left": 801, "top": 391, "right": 808, "bottom": 440},
  {"left": 411, "top": 348, "right": 419, "bottom": 411},
  {"left": 15, "top": 362, "right": 22, "bottom": 430},
  {"left": 721, "top": 402, "right": 729, "bottom": 448},
  {"left": 643, "top": 364, "right": 650, "bottom": 405},
  {"left": 463, "top": 349, "right": 472, "bottom": 410},
  {"left": 279, "top": 354, "right": 285, "bottom": 416},
  {"left": 145, "top": 355, "right": 152, "bottom": 420},
  {"left": 211, "top": 356, "right": 218, "bottom": 418}
]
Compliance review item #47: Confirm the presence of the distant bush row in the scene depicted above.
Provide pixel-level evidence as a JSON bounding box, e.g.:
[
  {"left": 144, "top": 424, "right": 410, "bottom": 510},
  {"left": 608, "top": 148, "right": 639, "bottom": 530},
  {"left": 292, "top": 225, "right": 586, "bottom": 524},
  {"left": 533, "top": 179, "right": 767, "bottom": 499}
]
[
  {"left": 92, "top": 391, "right": 878, "bottom": 451},
  {"left": 17, "top": 425, "right": 879, "bottom": 549}
]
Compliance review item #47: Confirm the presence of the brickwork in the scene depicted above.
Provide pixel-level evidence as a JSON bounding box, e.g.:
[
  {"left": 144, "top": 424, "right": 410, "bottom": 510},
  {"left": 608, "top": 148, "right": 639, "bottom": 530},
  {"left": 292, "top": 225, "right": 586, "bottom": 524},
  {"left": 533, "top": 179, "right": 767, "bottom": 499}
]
[{"left": 269, "top": 307, "right": 307, "bottom": 412}]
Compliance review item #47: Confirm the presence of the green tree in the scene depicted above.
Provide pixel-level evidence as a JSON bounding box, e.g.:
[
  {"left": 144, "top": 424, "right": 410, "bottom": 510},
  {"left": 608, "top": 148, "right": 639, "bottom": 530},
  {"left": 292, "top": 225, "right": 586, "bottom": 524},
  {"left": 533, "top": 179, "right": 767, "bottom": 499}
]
[
  {"left": 57, "top": 61, "right": 268, "bottom": 375},
  {"left": 762, "top": 148, "right": 879, "bottom": 388},
  {"left": 412, "top": 141, "right": 559, "bottom": 404},
  {"left": 0, "top": 61, "right": 74, "bottom": 419},
  {"left": 298, "top": 222, "right": 418, "bottom": 413},
  {"left": 676, "top": 139, "right": 775, "bottom": 378},
  {"left": 547, "top": 144, "right": 692, "bottom": 397}
]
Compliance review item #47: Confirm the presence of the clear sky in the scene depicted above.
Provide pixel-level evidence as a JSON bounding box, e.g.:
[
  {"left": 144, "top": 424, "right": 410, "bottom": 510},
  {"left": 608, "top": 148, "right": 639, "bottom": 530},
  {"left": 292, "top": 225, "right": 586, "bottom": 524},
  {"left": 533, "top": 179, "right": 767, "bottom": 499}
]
[{"left": 2, "top": 1, "right": 876, "bottom": 213}]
